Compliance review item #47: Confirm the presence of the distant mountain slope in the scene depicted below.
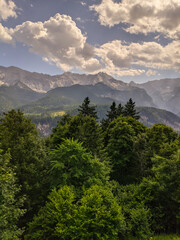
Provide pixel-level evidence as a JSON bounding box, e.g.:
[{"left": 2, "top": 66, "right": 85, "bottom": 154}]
[
  {"left": 22, "top": 83, "right": 154, "bottom": 114},
  {"left": 131, "top": 78, "right": 180, "bottom": 114},
  {"left": 166, "top": 86, "right": 180, "bottom": 114},
  {"left": 29, "top": 105, "right": 180, "bottom": 136},
  {"left": 138, "top": 107, "right": 180, "bottom": 132},
  {"left": 0, "top": 82, "right": 44, "bottom": 112}
]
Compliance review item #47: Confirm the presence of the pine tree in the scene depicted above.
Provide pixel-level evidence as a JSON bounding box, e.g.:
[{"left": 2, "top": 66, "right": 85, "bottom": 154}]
[
  {"left": 106, "top": 101, "right": 117, "bottom": 122},
  {"left": 116, "top": 103, "right": 124, "bottom": 116},
  {"left": 101, "top": 102, "right": 124, "bottom": 132},
  {"left": 78, "top": 97, "right": 97, "bottom": 119},
  {"left": 123, "top": 98, "right": 140, "bottom": 120}
]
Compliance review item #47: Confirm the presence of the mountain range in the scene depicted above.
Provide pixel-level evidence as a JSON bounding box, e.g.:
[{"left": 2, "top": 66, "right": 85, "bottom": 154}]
[
  {"left": 0, "top": 65, "right": 180, "bottom": 134},
  {"left": 0, "top": 65, "right": 179, "bottom": 114}
]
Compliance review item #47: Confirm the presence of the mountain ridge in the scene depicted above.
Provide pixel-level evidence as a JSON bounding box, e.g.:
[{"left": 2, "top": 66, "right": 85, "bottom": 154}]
[{"left": 0, "top": 65, "right": 180, "bottom": 115}]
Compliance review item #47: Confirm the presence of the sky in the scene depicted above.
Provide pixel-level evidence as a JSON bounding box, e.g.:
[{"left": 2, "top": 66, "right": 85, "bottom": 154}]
[{"left": 0, "top": 0, "right": 180, "bottom": 83}]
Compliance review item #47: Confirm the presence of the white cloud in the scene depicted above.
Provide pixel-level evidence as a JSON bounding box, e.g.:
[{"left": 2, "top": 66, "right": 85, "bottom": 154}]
[
  {"left": 12, "top": 13, "right": 99, "bottom": 72},
  {"left": 82, "top": 58, "right": 102, "bottom": 72},
  {"left": 90, "top": 0, "right": 180, "bottom": 39},
  {"left": 0, "top": 0, "right": 17, "bottom": 21},
  {"left": 146, "top": 69, "right": 157, "bottom": 77},
  {"left": 2, "top": 11, "right": 180, "bottom": 78},
  {"left": 96, "top": 40, "right": 180, "bottom": 76},
  {"left": 0, "top": 23, "right": 13, "bottom": 43},
  {"left": 80, "top": 2, "right": 86, "bottom": 6}
]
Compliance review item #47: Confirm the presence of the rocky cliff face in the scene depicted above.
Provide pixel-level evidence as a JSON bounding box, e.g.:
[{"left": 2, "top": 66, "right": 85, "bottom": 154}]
[{"left": 0, "top": 66, "right": 128, "bottom": 93}]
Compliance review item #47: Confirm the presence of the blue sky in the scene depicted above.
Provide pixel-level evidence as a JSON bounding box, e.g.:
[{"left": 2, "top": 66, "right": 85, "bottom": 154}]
[{"left": 0, "top": 0, "right": 180, "bottom": 83}]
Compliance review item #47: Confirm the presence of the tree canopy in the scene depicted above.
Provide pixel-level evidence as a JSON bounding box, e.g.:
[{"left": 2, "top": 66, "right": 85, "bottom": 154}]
[{"left": 78, "top": 97, "right": 97, "bottom": 119}]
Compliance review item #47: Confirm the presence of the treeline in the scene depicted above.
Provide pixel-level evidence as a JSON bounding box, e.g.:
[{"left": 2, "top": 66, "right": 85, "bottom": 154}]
[{"left": 0, "top": 98, "right": 179, "bottom": 239}]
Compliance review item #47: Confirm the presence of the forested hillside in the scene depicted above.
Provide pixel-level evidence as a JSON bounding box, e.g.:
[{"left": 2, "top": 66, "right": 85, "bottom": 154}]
[{"left": 0, "top": 98, "right": 179, "bottom": 239}]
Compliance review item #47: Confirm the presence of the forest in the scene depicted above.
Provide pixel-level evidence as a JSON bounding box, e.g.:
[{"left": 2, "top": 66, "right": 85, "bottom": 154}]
[{"left": 0, "top": 97, "right": 179, "bottom": 240}]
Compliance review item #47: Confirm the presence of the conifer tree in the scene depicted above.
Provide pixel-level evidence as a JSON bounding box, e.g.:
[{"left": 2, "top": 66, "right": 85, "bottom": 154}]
[
  {"left": 123, "top": 98, "right": 140, "bottom": 120},
  {"left": 106, "top": 101, "right": 117, "bottom": 122},
  {"left": 116, "top": 103, "right": 124, "bottom": 116},
  {"left": 101, "top": 102, "right": 124, "bottom": 132},
  {"left": 78, "top": 97, "right": 97, "bottom": 119}
]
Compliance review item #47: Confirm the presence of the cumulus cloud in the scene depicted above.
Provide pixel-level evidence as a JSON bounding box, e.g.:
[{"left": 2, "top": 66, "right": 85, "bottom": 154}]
[
  {"left": 82, "top": 58, "right": 102, "bottom": 72},
  {"left": 96, "top": 40, "right": 180, "bottom": 75},
  {"left": 2, "top": 11, "right": 180, "bottom": 78},
  {"left": 0, "top": 23, "right": 13, "bottom": 43},
  {"left": 11, "top": 13, "right": 100, "bottom": 72},
  {"left": 90, "top": 0, "right": 180, "bottom": 39},
  {"left": 0, "top": 0, "right": 17, "bottom": 21}
]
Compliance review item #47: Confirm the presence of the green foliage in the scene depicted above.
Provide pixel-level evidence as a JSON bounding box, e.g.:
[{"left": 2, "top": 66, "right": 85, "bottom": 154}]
[
  {"left": 133, "top": 132, "right": 152, "bottom": 178},
  {"left": 78, "top": 97, "right": 97, "bottom": 119},
  {"left": 49, "top": 139, "right": 110, "bottom": 192},
  {"left": 0, "top": 104, "right": 179, "bottom": 238},
  {"left": 0, "top": 151, "right": 25, "bottom": 239},
  {"left": 101, "top": 102, "right": 124, "bottom": 131},
  {"left": 117, "top": 103, "right": 124, "bottom": 116},
  {"left": 140, "top": 150, "right": 180, "bottom": 233},
  {"left": 104, "top": 116, "right": 146, "bottom": 184},
  {"left": 147, "top": 123, "right": 179, "bottom": 155},
  {"left": 114, "top": 184, "right": 152, "bottom": 240},
  {"left": 26, "top": 185, "right": 126, "bottom": 240},
  {"left": 123, "top": 98, "right": 140, "bottom": 120},
  {"left": 106, "top": 101, "right": 118, "bottom": 122},
  {"left": 75, "top": 185, "right": 126, "bottom": 240},
  {"left": 152, "top": 235, "right": 180, "bottom": 240},
  {"left": 0, "top": 109, "right": 48, "bottom": 226},
  {"left": 50, "top": 114, "right": 103, "bottom": 155},
  {"left": 25, "top": 186, "right": 76, "bottom": 240},
  {"left": 105, "top": 120, "right": 135, "bottom": 184},
  {"left": 133, "top": 124, "right": 179, "bottom": 179}
]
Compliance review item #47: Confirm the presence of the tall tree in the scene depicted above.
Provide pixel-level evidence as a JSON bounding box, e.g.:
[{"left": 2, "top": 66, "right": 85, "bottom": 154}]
[
  {"left": 104, "top": 116, "right": 146, "bottom": 184},
  {"left": 140, "top": 149, "right": 180, "bottom": 233},
  {"left": 105, "top": 119, "right": 136, "bottom": 184},
  {"left": 123, "top": 98, "right": 140, "bottom": 120},
  {"left": 49, "top": 139, "right": 110, "bottom": 192},
  {"left": 25, "top": 185, "right": 126, "bottom": 240},
  {"left": 101, "top": 101, "right": 118, "bottom": 132},
  {"left": 116, "top": 103, "right": 124, "bottom": 116},
  {"left": 78, "top": 97, "right": 97, "bottom": 119},
  {"left": 0, "top": 110, "right": 48, "bottom": 227},
  {"left": 106, "top": 101, "right": 117, "bottom": 122},
  {"left": 50, "top": 114, "right": 103, "bottom": 156},
  {"left": 0, "top": 151, "right": 25, "bottom": 239}
]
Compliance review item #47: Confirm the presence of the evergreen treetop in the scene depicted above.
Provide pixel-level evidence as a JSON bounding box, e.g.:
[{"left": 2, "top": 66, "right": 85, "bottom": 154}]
[
  {"left": 123, "top": 98, "right": 140, "bottom": 120},
  {"left": 78, "top": 97, "right": 97, "bottom": 119},
  {"left": 106, "top": 101, "right": 117, "bottom": 122}
]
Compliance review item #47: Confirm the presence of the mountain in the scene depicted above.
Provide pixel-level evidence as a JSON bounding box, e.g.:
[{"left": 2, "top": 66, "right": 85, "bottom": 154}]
[
  {"left": 22, "top": 83, "right": 154, "bottom": 114},
  {"left": 130, "top": 78, "right": 180, "bottom": 114},
  {"left": 29, "top": 105, "right": 180, "bottom": 136},
  {"left": 0, "top": 66, "right": 153, "bottom": 98},
  {"left": 0, "top": 82, "right": 44, "bottom": 112},
  {"left": 1, "top": 65, "right": 180, "bottom": 115},
  {"left": 137, "top": 107, "right": 180, "bottom": 132}
]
